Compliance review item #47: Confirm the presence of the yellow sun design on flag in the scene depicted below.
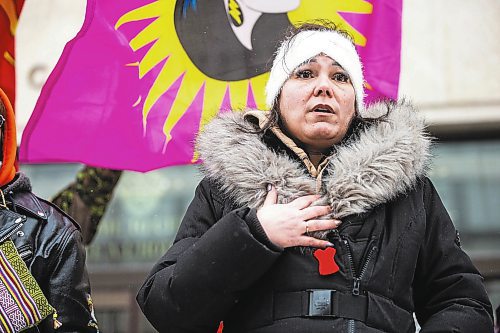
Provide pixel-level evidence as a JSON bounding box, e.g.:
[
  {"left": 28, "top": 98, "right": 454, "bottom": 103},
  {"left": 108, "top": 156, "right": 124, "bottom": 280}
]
[{"left": 115, "top": 0, "right": 372, "bottom": 156}]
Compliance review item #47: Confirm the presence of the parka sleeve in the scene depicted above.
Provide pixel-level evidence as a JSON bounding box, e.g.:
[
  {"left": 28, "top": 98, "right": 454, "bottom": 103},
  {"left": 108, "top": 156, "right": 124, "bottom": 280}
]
[
  {"left": 413, "top": 178, "right": 494, "bottom": 332},
  {"left": 44, "top": 226, "right": 98, "bottom": 333},
  {"left": 136, "top": 179, "right": 282, "bottom": 333}
]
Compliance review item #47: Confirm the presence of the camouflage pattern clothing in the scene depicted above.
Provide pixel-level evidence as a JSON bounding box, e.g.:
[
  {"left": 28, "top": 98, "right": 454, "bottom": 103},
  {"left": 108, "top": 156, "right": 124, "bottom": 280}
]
[{"left": 52, "top": 166, "right": 122, "bottom": 245}]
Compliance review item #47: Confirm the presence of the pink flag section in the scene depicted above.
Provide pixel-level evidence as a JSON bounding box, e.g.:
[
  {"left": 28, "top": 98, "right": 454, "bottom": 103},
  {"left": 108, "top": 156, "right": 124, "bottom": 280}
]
[{"left": 20, "top": 0, "right": 402, "bottom": 172}]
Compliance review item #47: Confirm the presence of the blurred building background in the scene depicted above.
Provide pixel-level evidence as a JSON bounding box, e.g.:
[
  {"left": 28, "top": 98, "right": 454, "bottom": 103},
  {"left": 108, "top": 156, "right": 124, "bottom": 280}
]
[{"left": 15, "top": 0, "right": 500, "bottom": 331}]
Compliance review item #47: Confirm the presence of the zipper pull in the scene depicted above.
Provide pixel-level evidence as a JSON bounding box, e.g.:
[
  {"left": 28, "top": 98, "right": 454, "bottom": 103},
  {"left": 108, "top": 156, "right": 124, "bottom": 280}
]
[
  {"left": 352, "top": 278, "right": 361, "bottom": 296},
  {"left": 53, "top": 311, "right": 62, "bottom": 329}
]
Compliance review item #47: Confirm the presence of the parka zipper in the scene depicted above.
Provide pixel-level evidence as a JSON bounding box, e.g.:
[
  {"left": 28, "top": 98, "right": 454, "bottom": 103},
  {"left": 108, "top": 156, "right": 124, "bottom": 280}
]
[
  {"left": 0, "top": 217, "right": 25, "bottom": 243},
  {"left": 348, "top": 319, "right": 355, "bottom": 333},
  {"left": 342, "top": 238, "right": 377, "bottom": 295},
  {"left": 341, "top": 236, "right": 377, "bottom": 333}
]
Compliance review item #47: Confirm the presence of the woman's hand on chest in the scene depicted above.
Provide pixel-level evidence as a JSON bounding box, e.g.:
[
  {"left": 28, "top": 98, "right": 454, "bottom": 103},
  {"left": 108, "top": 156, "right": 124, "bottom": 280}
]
[{"left": 256, "top": 185, "right": 341, "bottom": 248}]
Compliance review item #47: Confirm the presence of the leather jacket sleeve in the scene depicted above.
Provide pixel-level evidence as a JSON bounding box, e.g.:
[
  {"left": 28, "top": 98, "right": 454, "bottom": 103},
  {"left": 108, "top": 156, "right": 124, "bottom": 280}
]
[
  {"left": 136, "top": 179, "right": 282, "bottom": 333},
  {"left": 28, "top": 201, "right": 99, "bottom": 333},
  {"left": 413, "top": 178, "right": 494, "bottom": 332},
  {"left": 45, "top": 227, "right": 97, "bottom": 332}
]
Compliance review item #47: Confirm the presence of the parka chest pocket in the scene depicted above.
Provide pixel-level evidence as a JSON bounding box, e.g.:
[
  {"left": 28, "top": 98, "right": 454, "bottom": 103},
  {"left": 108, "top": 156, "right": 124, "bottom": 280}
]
[{"left": 388, "top": 207, "right": 426, "bottom": 293}]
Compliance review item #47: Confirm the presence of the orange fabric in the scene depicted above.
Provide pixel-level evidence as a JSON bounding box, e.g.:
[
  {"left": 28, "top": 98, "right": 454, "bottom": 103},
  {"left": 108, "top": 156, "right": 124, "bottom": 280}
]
[{"left": 0, "top": 87, "right": 17, "bottom": 186}]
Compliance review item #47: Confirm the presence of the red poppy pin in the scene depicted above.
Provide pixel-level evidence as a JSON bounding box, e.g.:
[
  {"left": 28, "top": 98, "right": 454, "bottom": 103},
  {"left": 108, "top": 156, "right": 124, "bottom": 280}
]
[{"left": 313, "top": 247, "right": 340, "bottom": 275}]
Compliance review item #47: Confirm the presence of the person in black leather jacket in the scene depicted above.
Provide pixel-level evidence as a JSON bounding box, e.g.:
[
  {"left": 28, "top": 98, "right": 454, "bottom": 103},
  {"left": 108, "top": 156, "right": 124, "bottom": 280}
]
[
  {"left": 137, "top": 23, "right": 493, "bottom": 332},
  {"left": 0, "top": 88, "right": 99, "bottom": 332}
]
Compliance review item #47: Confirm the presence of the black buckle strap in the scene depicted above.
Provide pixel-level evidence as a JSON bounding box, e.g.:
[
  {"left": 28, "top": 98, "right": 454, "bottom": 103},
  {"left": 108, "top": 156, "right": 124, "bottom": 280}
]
[
  {"left": 307, "top": 289, "right": 335, "bottom": 317},
  {"left": 274, "top": 289, "right": 367, "bottom": 321}
]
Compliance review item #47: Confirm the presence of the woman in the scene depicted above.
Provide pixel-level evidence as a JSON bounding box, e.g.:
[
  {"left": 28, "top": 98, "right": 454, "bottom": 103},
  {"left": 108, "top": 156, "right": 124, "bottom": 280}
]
[{"left": 137, "top": 23, "right": 493, "bottom": 332}]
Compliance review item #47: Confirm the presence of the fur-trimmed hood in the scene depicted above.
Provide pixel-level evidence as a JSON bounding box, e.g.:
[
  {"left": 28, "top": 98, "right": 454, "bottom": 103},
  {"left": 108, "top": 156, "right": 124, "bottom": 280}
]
[{"left": 197, "top": 100, "right": 431, "bottom": 219}]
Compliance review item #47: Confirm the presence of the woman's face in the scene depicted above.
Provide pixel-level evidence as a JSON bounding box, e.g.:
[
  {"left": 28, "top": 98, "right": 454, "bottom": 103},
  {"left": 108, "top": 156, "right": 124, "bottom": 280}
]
[{"left": 278, "top": 54, "right": 356, "bottom": 152}]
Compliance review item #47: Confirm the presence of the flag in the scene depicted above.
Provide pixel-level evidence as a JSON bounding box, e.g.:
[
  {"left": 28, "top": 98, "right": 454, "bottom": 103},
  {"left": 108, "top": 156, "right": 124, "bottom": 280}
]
[
  {"left": 20, "top": 0, "right": 402, "bottom": 172},
  {"left": 0, "top": 0, "right": 24, "bottom": 105}
]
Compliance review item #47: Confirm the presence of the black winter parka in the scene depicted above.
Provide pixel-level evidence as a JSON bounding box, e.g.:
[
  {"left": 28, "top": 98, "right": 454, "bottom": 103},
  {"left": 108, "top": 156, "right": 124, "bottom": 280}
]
[
  {"left": 0, "top": 173, "right": 98, "bottom": 333},
  {"left": 137, "top": 102, "right": 493, "bottom": 332}
]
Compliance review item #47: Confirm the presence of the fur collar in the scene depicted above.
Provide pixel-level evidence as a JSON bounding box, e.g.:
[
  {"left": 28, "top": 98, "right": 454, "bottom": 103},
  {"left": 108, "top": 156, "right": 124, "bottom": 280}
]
[{"left": 197, "top": 100, "right": 431, "bottom": 219}]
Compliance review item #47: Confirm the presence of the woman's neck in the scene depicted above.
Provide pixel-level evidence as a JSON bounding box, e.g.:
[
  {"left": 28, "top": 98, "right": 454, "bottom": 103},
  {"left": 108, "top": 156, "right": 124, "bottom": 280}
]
[
  {"left": 306, "top": 150, "right": 328, "bottom": 168},
  {"left": 276, "top": 124, "right": 332, "bottom": 168}
]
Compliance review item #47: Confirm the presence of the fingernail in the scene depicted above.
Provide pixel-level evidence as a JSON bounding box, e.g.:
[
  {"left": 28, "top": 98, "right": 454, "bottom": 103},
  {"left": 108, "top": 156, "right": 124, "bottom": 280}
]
[
  {"left": 267, "top": 184, "right": 272, "bottom": 191},
  {"left": 335, "top": 220, "right": 342, "bottom": 226},
  {"left": 326, "top": 242, "right": 334, "bottom": 247}
]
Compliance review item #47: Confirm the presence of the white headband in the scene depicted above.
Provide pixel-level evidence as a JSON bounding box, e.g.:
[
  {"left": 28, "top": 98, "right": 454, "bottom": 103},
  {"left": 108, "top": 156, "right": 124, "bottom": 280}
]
[{"left": 265, "top": 30, "right": 365, "bottom": 113}]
